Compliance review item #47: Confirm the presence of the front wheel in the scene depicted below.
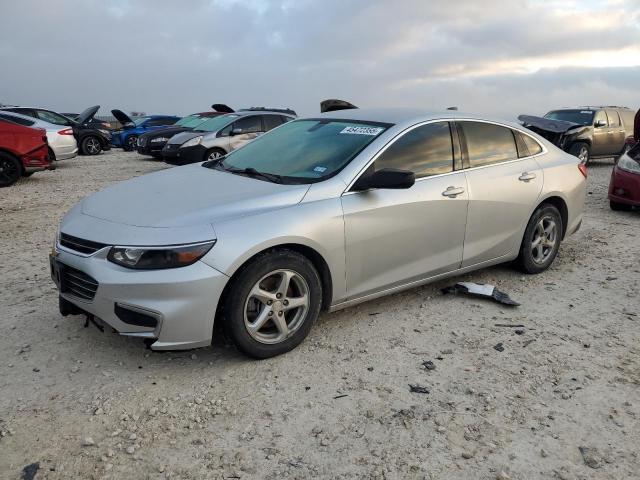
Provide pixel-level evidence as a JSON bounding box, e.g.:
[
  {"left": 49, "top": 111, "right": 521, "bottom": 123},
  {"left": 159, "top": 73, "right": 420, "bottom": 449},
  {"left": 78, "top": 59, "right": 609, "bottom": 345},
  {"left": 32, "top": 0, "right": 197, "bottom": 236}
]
[
  {"left": 124, "top": 135, "right": 138, "bottom": 151},
  {"left": 223, "top": 249, "right": 322, "bottom": 359},
  {"left": 515, "top": 204, "right": 563, "bottom": 274},
  {"left": 569, "top": 142, "right": 590, "bottom": 165},
  {"left": 203, "top": 147, "right": 225, "bottom": 162},
  {"left": 81, "top": 136, "right": 102, "bottom": 155},
  {"left": 0, "top": 152, "right": 23, "bottom": 187}
]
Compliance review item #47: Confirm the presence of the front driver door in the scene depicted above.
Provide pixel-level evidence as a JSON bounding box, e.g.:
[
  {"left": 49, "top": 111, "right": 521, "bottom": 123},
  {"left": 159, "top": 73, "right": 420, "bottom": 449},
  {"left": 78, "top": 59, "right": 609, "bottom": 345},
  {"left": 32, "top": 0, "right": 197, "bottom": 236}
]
[
  {"left": 229, "top": 115, "right": 263, "bottom": 151},
  {"left": 591, "top": 110, "right": 611, "bottom": 156},
  {"left": 342, "top": 121, "right": 468, "bottom": 300}
]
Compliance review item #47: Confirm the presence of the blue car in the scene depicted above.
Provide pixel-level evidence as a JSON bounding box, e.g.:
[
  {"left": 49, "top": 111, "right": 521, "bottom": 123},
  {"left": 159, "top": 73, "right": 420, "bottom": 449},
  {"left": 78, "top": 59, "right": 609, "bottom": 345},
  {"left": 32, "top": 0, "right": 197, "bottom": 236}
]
[{"left": 110, "top": 110, "right": 180, "bottom": 151}]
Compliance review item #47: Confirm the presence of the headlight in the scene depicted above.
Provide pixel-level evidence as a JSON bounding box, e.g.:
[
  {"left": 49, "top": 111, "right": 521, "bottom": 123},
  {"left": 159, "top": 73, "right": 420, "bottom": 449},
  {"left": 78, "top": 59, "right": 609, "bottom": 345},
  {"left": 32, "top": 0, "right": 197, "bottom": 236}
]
[
  {"left": 617, "top": 155, "right": 640, "bottom": 174},
  {"left": 181, "top": 135, "right": 204, "bottom": 148},
  {"left": 151, "top": 137, "right": 169, "bottom": 143},
  {"left": 107, "top": 241, "right": 215, "bottom": 269}
]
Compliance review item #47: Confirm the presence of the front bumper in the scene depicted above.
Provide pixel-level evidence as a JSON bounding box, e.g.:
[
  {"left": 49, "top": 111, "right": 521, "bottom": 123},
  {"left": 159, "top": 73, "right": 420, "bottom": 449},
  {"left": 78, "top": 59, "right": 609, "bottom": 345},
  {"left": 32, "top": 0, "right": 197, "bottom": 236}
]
[
  {"left": 50, "top": 244, "right": 229, "bottom": 350},
  {"left": 162, "top": 144, "right": 206, "bottom": 165},
  {"left": 137, "top": 140, "right": 166, "bottom": 156},
  {"left": 608, "top": 165, "right": 640, "bottom": 206}
]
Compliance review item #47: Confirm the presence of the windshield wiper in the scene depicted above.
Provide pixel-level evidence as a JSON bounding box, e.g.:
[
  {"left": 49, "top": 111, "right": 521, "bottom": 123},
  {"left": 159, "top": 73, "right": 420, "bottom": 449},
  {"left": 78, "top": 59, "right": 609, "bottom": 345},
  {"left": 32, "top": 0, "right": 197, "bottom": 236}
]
[{"left": 226, "top": 166, "right": 283, "bottom": 184}]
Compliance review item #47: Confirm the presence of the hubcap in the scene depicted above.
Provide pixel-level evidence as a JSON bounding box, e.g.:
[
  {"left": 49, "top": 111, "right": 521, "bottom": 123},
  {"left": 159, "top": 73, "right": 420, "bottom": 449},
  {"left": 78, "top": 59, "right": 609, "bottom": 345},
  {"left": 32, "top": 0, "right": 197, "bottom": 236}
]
[
  {"left": 0, "top": 158, "right": 18, "bottom": 185},
  {"left": 86, "top": 138, "right": 99, "bottom": 154},
  {"left": 243, "top": 269, "right": 310, "bottom": 344},
  {"left": 531, "top": 216, "right": 557, "bottom": 265},
  {"left": 208, "top": 150, "right": 222, "bottom": 160},
  {"left": 578, "top": 147, "right": 589, "bottom": 163},
  {"left": 128, "top": 137, "right": 137, "bottom": 148}
]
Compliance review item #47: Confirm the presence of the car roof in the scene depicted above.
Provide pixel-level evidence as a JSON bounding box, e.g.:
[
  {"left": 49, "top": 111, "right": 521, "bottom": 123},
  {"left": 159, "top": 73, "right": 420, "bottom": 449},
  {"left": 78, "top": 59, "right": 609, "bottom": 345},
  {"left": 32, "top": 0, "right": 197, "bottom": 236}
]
[
  {"left": 550, "top": 106, "right": 633, "bottom": 111},
  {"left": 233, "top": 110, "right": 295, "bottom": 118},
  {"left": 0, "top": 110, "right": 58, "bottom": 129}
]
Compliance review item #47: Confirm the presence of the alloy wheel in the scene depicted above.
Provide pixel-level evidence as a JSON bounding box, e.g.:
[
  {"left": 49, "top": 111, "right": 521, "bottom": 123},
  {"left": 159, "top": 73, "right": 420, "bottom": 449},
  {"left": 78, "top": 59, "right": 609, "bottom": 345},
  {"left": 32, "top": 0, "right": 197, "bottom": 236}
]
[
  {"left": 243, "top": 269, "right": 310, "bottom": 344},
  {"left": 531, "top": 216, "right": 557, "bottom": 265},
  {"left": 127, "top": 136, "right": 138, "bottom": 150},
  {"left": 578, "top": 146, "right": 589, "bottom": 164},
  {"left": 0, "top": 157, "right": 19, "bottom": 186},
  {"left": 85, "top": 138, "right": 100, "bottom": 155},
  {"left": 208, "top": 150, "right": 222, "bottom": 160}
]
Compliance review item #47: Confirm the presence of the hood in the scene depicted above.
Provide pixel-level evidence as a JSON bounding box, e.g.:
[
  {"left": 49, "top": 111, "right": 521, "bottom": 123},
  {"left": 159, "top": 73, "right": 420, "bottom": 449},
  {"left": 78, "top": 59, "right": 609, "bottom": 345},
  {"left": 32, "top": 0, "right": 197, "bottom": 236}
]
[
  {"left": 140, "top": 126, "right": 189, "bottom": 140},
  {"left": 321, "top": 99, "right": 358, "bottom": 113},
  {"left": 518, "top": 115, "right": 585, "bottom": 134},
  {"left": 111, "top": 109, "right": 134, "bottom": 125},
  {"left": 167, "top": 130, "right": 207, "bottom": 145},
  {"left": 76, "top": 105, "right": 100, "bottom": 124},
  {"left": 212, "top": 103, "right": 234, "bottom": 113},
  {"left": 80, "top": 163, "right": 310, "bottom": 228}
]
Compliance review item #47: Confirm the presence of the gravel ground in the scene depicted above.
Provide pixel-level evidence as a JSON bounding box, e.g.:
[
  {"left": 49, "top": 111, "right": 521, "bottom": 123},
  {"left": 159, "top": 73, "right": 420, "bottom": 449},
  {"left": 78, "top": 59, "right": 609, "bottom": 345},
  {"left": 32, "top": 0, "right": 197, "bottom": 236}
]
[{"left": 0, "top": 150, "right": 638, "bottom": 480}]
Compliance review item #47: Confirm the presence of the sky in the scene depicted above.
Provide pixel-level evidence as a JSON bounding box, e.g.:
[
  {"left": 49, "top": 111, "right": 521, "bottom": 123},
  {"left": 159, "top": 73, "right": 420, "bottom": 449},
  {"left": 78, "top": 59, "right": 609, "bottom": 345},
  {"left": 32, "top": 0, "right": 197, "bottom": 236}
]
[{"left": 1, "top": 0, "right": 639, "bottom": 120}]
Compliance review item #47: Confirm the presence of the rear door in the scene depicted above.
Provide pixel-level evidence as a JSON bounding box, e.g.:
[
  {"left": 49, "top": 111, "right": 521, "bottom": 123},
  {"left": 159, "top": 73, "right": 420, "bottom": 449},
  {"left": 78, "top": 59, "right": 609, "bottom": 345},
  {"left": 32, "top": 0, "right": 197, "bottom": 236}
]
[
  {"left": 342, "top": 121, "right": 468, "bottom": 299},
  {"left": 591, "top": 110, "right": 612, "bottom": 155},
  {"left": 457, "top": 121, "right": 543, "bottom": 267},
  {"left": 605, "top": 110, "right": 625, "bottom": 154},
  {"left": 228, "top": 115, "right": 263, "bottom": 151}
]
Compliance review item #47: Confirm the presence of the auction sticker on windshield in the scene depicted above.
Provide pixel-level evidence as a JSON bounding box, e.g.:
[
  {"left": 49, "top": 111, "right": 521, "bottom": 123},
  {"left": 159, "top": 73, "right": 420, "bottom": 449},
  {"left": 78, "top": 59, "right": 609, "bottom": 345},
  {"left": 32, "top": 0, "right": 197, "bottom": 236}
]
[{"left": 340, "top": 126, "right": 384, "bottom": 136}]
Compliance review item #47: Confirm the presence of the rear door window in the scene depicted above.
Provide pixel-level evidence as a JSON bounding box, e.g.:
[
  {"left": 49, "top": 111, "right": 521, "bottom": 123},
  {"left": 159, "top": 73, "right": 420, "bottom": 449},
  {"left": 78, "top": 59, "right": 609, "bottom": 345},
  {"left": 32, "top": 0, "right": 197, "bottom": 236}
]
[
  {"left": 233, "top": 115, "right": 263, "bottom": 134},
  {"left": 459, "top": 121, "right": 518, "bottom": 167},
  {"left": 605, "top": 110, "right": 620, "bottom": 128},
  {"left": 263, "top": 115, "right": 284, "bottom": 132},
  {"left": 374, "top": 121, "right": 454, "bottom": 178}
]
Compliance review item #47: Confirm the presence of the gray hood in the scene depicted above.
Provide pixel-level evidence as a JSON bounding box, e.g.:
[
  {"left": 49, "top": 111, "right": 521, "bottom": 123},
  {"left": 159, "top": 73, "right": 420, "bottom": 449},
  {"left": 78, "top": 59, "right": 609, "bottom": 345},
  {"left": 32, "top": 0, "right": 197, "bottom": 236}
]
[{"left": 78, "top": 163, "right": 310, "bottom": 229}]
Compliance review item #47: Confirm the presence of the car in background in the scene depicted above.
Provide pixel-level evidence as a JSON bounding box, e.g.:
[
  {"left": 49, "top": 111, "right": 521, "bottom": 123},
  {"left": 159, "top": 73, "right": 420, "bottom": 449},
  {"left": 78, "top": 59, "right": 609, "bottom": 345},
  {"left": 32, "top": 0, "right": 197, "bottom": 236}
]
[
  {"left": 609, "top": 142, "right": 640, "bottom": 211},
  {"left": 50, "top": 108, "right": 586, "bottom": 357},
  {"left": 62, "top": 113, "right": 112, "bottom": 131},
  {"left": 519, "top": 106, "right": 635, "bottom": 164},
  {"left": 0, "top": 119, "right": 53, "bottom": 187},
  {"left": 136, "top": 105, "right": 234, "bottom": 158},
  {"left": 110, "top": 110, "right": 180, "bottom": 151},
  {"left": 0, "top": 105, "right": 111, "bottom": 156},
  {"left": 162, "top": 110, "right": 295, "bottom": 165},
  {"left": 0, "top": 110, "right": 78, "bottom": 161}
]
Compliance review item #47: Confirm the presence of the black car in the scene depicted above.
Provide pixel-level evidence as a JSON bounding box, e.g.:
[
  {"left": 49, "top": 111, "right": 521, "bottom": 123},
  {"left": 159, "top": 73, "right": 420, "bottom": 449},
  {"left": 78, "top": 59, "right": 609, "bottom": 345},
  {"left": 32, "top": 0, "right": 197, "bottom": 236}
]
[
  {"left": 62, "top": 113, "right": 112, "bottom": 131},
  {"left": 0, "top": 105, "right": 111, "bottom": 155},
  {"left": 136, "top": 105, "right": 234, "bottom": 158}
]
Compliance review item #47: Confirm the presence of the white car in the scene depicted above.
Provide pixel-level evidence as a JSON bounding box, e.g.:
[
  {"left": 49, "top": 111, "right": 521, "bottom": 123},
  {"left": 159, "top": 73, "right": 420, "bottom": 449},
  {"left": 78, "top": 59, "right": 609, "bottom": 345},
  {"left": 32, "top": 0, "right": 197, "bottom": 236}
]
[{"left": 0, "top": 110, "right": 78, "bottom": 160}]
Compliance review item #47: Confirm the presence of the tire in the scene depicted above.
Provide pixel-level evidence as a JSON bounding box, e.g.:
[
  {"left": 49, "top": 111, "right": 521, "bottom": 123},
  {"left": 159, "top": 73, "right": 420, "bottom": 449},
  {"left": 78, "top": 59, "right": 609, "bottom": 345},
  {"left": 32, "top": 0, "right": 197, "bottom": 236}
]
[
  {"left": 22, "top": 172, "right": 34, "bottom": 178},
  {"left": 569, "top": 142, "right": 590, "bottom": 165},
  {"left": 123, "top": 135, "right": 138, "bottom": 152},
  {"left": 515, "top": 204, "right": 563, "bottom": 274},
  {"left": 203, "top": 147, "right": 226, "bottom": 162},
  {"left": 81, "top": 136, "right": 103, "bottom": 155},
  {"left": 0, "top": 151, "right": 23, "bottom": 187},
  {"left": 223, "top": 249, "right": 322, "bottom": 359},
  {"left": 48, "top": 147, "right": 56, "bottom": 161},
  {"left": 610, "top": 200, "right": 632, "bottom": 211}
]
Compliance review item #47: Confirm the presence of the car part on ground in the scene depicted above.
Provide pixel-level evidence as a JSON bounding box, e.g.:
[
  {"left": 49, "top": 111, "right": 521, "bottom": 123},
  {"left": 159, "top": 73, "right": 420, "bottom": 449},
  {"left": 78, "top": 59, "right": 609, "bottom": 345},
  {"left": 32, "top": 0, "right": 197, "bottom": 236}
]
[
  {"left": 519, "top": 106, "right": 635, "bottom": 165},
  {"left": 320, "top": 99, "right": 358, "bottom": 113},
  {"left": 110, "top": 110, "right": 180, "bottom": 151},
  {"left": 0, "top": 105, "right": 111, "bottom": 156},
  {"left": 608, "top": 142, "right": 640, "bottom": 211},
  {"left": 162, "top": 110, "right": 295, "bottom": 165},
  {"left": 0, "top": 120, "right": 53, "bottom": 187},
  {"left": 52, "top": 108, "right": 586, "bottom": 357},
  {"left": 441, "top": 282, "right": 520, "bottom": 306},
  {"left": 0, "top": 110, "right": 78, "bottom": 161}
]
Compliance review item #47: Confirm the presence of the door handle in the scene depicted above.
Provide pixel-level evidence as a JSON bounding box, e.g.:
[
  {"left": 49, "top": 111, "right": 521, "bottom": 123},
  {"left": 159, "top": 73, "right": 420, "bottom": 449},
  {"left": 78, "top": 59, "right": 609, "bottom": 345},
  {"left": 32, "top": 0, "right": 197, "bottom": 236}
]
[
  {"left": 442, "top": 186, "right": 465, "bottom": 197},
  {"left": 519, "top": 172, "right": 537, "bottom": 182}
]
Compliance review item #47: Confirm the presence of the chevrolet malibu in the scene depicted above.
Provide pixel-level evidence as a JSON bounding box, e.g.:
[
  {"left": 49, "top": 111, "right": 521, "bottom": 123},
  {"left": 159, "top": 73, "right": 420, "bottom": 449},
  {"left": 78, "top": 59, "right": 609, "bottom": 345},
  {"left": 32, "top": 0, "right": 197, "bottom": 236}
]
[{"left": 51, "top": 109, "right": 586, "bottom": 358}]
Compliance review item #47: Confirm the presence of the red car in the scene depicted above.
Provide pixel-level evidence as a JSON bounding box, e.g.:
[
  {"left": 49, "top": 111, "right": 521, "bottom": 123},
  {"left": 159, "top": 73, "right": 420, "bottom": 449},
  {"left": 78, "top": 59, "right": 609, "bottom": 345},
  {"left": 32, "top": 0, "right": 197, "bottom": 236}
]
[
  {"left": 609, "top": 142, "right": 640, "bottom": 211},
  {"left": 0, "top": 119, "right": 53, "bottom": 187}
]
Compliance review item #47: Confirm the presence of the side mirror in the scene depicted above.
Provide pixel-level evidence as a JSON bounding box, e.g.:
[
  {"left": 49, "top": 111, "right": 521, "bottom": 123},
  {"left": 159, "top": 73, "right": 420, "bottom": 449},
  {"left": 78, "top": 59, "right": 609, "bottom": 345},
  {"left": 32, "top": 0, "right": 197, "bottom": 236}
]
[
  {"left": 230, "top": 128, "right": 243, "bottom": 136},
  {"left": 594, "top": 119, "right": 607, "bottom": 128},
  {"left": 352, "top": 168, "right": 415, "bottom": 191}
]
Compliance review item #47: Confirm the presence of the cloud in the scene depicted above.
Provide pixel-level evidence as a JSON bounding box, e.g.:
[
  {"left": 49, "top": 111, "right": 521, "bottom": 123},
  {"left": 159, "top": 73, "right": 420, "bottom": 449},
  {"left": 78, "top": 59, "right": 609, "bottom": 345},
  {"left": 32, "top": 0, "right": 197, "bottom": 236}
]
[{"left": 0, "top": 0, "right": 638, "bottom": 118}]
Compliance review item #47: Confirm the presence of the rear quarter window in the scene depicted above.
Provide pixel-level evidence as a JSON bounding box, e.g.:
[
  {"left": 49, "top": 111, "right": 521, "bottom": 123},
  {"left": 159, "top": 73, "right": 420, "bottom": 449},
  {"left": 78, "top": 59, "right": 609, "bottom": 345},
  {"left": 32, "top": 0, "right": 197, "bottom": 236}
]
[
  {"left": 522, "top": 133, "right": 543, "bottom": 156},
  {"left": 460, "top": 121, "right": 518, "bottom": 167}
]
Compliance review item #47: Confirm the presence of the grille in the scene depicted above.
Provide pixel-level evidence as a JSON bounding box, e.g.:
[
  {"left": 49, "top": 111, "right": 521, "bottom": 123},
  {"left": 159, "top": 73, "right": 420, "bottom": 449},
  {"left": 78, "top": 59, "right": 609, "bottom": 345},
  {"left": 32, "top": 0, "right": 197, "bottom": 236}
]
[
  {"left": 60, "top": 233, "right": 107, "bottom": 255},
  {"left": 61, "top": 266, "right": 99, "bottom": 300}
]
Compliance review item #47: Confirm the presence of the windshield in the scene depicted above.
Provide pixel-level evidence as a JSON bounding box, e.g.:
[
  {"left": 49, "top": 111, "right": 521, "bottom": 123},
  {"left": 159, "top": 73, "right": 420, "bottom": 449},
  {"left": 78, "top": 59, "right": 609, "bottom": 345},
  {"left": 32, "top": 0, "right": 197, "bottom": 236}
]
[
  {"left": 133, "top": 117, "right": 151, "bottom": 126},
  {"left": 544, "top": 110, "right": 594, "bottom": 126},
  {"left": 214, "top": 119, "right": 390, "bottom": 183},
  {"left": 194, "top": 114, "right": 238, "bottom": 132},
  {"left": 174, "top": 115, "right": 202, "bottom": 127}
]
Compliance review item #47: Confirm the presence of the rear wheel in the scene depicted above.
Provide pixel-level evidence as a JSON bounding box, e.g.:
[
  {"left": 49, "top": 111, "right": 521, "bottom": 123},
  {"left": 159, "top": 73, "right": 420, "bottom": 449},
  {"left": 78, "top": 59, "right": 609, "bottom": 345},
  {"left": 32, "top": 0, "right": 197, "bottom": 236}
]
[
  {"left": 569, "top": 142, "right": 590, "bottom": 165},
  {"left": 81, "top": 136, "right": 102, "bottom": 155},
  {"left": 610, "top": 200, "right": 632, "bottom": 211},
  {"left": 124, "top": 135, "right": 138, "bottom": 151},
  {"left": 223, "top": 249, "right": 322, "bottom": 359},
  {"left": 203, "top": 147, "right": 225, "bottom": 162},
  {"left": 0, "top": 152, "right": 23, "bottom": 187},
  {"left": 516, "top": 204, "right": 563, "bottom": 274}
]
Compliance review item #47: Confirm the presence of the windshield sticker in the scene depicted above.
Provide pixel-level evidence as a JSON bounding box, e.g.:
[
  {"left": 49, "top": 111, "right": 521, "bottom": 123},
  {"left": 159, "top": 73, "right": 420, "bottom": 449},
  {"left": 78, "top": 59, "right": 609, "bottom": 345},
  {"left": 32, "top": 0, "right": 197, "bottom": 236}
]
[
  {"left": 580, "top": 111, "right": 592, "bottom": 114},
  {"left": 313, "top": 166, "right": 327, "bottom": 173},
  {"left": 340, "top": 126, "right": 384, "bottom": 136}
]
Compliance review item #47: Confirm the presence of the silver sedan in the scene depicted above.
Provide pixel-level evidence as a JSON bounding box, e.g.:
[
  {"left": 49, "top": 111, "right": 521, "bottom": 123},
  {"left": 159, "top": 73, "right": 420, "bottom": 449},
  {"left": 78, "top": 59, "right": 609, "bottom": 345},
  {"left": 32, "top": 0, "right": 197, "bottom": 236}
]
[
  {"left": 0, "top": 110, "right": 78, "bottom": 160},
  {"left": 51, "top": 109, "right": 586, "bottom": 358}
]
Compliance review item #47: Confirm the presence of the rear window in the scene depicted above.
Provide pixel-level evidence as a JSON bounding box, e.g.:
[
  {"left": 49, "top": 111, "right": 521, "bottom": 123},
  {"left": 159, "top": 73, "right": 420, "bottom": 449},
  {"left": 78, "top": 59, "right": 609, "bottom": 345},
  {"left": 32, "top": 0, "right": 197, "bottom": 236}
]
[
  {"left": 0, "top": 113, "right": 35, "bottom": 127},
  {"left": 460, "top": 121, "right": 518, "bottom": 167},
  {"left": 544, "top": 110, "right": 595, "bottom": 126}
]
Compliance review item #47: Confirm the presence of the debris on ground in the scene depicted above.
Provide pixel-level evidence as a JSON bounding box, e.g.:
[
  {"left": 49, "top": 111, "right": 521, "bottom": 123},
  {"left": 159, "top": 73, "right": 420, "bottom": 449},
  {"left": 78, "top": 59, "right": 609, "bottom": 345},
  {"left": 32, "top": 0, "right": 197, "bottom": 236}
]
[
  {"left": 408, "top": 384, "right": 430, "bottom": 394},
  {"left": 579, "top": 446, "right": 603, "bottom": 469},
  {"left": 442, "top": 282, "right": 521, "bottom": 306},
  {"left": 21, "top": 462, "right": 39, "bottom": 480},
  {"left": 422, "top": 360, "right": 436, "bottom": 371},
  {"left": 494, "top": 343, "right": 505, "bottom": 352}
]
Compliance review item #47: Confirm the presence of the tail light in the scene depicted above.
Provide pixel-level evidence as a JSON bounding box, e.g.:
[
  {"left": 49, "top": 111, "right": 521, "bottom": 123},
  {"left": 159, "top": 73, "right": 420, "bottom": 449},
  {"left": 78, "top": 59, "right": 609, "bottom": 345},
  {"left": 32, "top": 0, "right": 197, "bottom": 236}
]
[
  {"left": 578, "top": 163, "right": 588, "bottom": 178},
  {"left": 58, "top": 128, "right": 74, "bottom": 135}
]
